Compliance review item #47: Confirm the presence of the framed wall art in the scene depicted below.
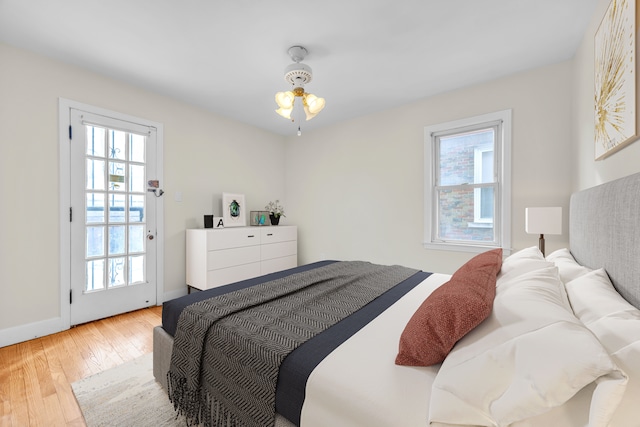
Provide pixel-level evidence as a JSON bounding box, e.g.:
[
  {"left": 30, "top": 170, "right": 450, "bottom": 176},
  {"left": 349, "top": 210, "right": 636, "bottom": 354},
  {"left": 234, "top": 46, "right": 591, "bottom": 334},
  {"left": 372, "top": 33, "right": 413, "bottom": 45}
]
[
  {"left": 222, "top": 192, "right": 246, "bottom": 227},
  {"left": 594, "top": 0, "right": 637, "bottom": 160}
]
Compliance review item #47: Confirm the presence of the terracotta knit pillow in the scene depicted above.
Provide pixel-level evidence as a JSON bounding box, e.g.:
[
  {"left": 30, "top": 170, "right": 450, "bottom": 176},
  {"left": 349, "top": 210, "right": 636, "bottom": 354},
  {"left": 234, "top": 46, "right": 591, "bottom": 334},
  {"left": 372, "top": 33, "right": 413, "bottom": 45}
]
[{"left": 395, "top": 248, "right": 502, "bottom": 366}]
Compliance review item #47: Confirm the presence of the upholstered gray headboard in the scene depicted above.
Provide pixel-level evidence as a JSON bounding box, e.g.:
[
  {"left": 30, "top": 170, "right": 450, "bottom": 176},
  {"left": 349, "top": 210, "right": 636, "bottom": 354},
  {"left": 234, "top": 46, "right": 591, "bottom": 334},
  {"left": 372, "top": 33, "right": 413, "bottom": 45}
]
[{"left": 570, "top": 172, "right": 640, "bottom": 309}]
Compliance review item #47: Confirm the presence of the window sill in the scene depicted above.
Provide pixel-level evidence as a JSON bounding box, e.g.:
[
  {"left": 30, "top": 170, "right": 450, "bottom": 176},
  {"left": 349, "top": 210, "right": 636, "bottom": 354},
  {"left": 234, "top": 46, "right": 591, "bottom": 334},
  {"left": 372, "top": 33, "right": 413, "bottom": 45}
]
[{"left": 423, "top": 241, "right": 512, "bottom": 255}]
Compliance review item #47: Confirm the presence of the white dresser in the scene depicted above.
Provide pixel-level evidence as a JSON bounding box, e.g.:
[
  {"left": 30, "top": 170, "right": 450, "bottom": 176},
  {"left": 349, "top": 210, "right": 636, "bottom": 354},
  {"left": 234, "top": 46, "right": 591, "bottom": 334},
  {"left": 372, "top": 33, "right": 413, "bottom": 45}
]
[{"left": 186, "top": 225, "right": 297, "bottom": 290}]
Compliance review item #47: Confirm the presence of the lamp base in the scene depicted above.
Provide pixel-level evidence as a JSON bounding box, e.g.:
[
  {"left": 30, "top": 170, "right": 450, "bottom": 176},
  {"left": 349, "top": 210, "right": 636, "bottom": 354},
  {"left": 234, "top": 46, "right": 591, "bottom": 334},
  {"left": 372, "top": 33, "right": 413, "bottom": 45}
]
[{"left": 538, "top": 234, "right": 546, "bottom": 257}]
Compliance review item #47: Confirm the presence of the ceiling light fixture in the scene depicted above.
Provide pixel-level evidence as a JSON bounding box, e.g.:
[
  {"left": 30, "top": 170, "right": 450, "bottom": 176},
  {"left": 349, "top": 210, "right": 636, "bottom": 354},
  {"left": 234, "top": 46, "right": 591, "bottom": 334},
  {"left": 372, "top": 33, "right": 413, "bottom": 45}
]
[{"left": 275, "top": 46, "right": 325, "bottom": 127}]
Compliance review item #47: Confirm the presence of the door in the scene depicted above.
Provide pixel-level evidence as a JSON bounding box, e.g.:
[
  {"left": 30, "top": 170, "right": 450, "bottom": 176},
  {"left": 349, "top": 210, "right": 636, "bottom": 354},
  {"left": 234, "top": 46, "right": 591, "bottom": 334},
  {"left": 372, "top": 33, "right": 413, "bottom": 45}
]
[{"left": 69, "top": 108, "right": 160, "bottom": 325}]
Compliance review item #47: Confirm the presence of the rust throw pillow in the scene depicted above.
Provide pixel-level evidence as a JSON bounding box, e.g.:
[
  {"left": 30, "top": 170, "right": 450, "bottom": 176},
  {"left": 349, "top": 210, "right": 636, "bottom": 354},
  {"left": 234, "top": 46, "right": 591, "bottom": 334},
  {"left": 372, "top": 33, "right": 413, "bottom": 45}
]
[{"left": 395, "top": 248, "right": 502, "bottom": 366}]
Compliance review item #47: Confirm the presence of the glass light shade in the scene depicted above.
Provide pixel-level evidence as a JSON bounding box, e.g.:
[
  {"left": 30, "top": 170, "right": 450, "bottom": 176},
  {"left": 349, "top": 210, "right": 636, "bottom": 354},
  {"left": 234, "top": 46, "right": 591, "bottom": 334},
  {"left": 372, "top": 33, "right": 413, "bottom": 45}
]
[
  {"left": 275, "top": 91, "right": 295, "bottom": 109},
  {"left": 303, "top": 93, "right": 325, "bottom": 120},
  {"left": 303, "top": 105, "right": 317, "bottom": 121},
  {"left": 275, "top": 107, "right": 293, "bottom": 119},
  {"left": 305, "top": 93, "right": 325, "bottom": 114}
]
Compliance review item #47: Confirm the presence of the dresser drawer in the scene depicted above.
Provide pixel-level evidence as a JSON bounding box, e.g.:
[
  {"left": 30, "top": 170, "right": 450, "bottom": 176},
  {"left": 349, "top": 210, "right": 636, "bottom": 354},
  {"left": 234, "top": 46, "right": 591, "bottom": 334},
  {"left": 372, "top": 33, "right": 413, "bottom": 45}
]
[
  {"left": 207, "top": 228, "right": 260, "bottom": 250},
  {"left": 261, "top": 255, "right": 297, "bottom": 275},
  {"left": 261, "top": 241, "right": 297, "bottom": 261},
  {"left": 206, "top": 262, "right": 262, "bottom": 288},
  {"left": 208, "top": 246, "right": 260, "bottom": 270},
  {"left": 260, "top": 226, "right": 296, "bottom": 244}
]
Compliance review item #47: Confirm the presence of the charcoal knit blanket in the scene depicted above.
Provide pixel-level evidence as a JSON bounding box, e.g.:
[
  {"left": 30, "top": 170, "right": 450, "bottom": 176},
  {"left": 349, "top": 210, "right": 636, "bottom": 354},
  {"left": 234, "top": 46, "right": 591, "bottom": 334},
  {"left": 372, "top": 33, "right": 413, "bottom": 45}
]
[{"left": 167, "top": 260, "right": 418, "bottom": 427}]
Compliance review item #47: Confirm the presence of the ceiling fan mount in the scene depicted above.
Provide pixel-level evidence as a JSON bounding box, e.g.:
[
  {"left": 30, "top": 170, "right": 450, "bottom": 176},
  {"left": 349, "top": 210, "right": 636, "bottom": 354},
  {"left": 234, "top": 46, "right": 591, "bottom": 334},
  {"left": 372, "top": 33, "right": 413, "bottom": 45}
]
[{"left": 283, "top": 46, "right": 313, "bottom": 87}]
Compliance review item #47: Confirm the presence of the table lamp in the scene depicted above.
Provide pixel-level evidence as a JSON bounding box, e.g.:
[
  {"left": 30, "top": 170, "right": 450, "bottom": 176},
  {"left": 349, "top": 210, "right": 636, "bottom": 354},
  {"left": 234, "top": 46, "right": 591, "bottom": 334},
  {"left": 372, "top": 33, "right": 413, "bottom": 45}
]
[{"left": 525, "top": 207, "right": 562, "bottom": 257}]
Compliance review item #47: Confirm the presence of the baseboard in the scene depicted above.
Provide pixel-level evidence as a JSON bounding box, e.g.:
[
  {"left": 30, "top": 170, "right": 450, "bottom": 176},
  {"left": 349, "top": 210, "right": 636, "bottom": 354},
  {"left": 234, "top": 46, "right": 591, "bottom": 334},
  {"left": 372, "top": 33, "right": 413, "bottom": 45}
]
[
  {"left": 0, "top": 316, "right": 67, "bottom": 348},
  {"left": 1, "top": 287, "right": 187, "bottom": 348}
]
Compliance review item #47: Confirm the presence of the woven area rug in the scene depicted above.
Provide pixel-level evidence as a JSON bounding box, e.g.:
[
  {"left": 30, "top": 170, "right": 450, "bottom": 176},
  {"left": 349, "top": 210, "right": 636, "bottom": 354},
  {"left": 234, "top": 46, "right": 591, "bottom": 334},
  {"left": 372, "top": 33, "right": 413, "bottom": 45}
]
[{"left": 72, "top": 353, "right": 186, "bottom": 426}]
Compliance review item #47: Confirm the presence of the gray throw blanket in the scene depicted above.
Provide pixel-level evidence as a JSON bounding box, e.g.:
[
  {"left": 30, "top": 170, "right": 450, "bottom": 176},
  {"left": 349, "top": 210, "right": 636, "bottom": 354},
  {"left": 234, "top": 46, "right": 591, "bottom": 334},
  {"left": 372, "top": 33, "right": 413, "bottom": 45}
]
[{"left": 167, "top": 261, "right": 418, "bottom": 427}]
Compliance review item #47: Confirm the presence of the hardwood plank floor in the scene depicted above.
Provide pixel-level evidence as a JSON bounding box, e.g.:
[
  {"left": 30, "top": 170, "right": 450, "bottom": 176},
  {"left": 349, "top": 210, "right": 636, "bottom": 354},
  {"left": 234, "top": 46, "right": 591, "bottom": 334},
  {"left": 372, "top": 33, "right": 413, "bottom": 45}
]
[{"left": 0, "top": 306, "right": 162, "bottom": 427}]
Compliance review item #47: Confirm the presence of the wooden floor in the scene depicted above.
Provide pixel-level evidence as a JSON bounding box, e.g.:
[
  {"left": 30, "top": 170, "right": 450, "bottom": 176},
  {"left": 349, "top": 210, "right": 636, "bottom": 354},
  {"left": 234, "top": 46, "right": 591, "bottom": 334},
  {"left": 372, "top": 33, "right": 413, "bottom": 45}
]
[{"left": 0, "top": 306, "right": 162, "bottom": 427}]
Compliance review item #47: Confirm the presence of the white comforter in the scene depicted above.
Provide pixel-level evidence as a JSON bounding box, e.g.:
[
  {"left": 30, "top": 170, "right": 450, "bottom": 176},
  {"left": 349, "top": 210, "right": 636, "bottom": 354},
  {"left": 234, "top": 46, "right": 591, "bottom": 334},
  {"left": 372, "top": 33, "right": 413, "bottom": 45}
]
[
  {"left": 299, "top": 259, "right": 630, "bottom": 427},
  {"left": 300, "top": 273, "right": 447, "bottom": 426}
]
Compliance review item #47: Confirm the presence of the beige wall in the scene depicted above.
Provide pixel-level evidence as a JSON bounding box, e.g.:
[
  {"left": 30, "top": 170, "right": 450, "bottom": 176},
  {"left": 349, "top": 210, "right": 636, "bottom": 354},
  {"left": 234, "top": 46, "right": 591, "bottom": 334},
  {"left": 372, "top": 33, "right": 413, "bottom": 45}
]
[
  {"left": 3, "top": 0, "right": 640, "bottom": 345},
  {"left": 285, "top": 61, "right": 574, "bottom": 274},
  {"left": 285, "top": 0, "right": 640, "bottom": 276},
  {"left": 572, "top": 0, "right": 640, "bottom": 189},
  {"left": 0, "top": 43, "right": 286, "bottom": 340}
]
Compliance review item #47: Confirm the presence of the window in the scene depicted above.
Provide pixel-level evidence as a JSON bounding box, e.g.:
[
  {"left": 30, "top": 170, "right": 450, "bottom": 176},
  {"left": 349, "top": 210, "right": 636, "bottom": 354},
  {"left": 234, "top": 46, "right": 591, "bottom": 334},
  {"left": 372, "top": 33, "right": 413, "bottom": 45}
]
[{"left": 424, "top": 110, "right": 511, "bottom": 253}]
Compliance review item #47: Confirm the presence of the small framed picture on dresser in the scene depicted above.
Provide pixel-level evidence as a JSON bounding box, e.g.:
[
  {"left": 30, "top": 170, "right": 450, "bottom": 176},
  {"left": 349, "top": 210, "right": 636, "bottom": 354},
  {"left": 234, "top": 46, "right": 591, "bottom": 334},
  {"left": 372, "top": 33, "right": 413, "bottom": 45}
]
[
  {"left": 250, "top": 211, "right": 270, "bottom": 226},
  {"left": 222, "top": 192, "right": 246, "bottom": 227}
]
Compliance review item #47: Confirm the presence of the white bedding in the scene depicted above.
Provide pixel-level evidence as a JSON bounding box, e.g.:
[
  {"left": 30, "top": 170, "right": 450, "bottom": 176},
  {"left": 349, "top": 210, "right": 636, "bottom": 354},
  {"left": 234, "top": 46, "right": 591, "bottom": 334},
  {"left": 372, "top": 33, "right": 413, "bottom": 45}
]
[
  {"left": 300, "top": 273, "right": 447, "bottom": 427},
  {"left": 429, "top": 265, "right": 627, "bottom": 427},
  {"left": 297, "top": 248, "right": 637, "bottom": 427}
]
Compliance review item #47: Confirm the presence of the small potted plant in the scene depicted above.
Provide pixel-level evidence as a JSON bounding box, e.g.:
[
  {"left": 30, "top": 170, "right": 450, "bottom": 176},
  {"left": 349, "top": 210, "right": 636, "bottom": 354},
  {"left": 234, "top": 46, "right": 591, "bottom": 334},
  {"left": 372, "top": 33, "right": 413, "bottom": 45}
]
[{"left": 265, "top": 200, "right": 285, "bottom": 225}]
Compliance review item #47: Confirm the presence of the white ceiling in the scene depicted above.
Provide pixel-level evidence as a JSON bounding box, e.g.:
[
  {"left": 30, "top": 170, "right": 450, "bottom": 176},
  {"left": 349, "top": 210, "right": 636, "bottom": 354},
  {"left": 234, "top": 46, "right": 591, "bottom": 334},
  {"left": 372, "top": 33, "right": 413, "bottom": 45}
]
[{"left": 0, "top": 0, "right": 597, "bottom": 136}]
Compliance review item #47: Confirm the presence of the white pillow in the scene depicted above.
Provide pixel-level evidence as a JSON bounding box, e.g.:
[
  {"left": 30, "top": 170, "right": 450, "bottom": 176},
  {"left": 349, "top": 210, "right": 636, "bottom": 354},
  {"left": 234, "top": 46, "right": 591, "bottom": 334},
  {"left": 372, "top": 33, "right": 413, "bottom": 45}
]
[
  {"left": 565, "top": 269, "right": 640, "bottom": 426},
  {"left": 429, "top": 266, "right": 628, "bottom": 427},
  {"left": 498, "top": 246, "right": 554, "bottom": 286},
  {"left": 498, "top": 247, "right": 571, "bottom": 309},
  {"left": 565, "top": 269, "right": 633, "bottom": 325},
  {"left": 546, "top": 248, "right": 592, "bottom": 284}
]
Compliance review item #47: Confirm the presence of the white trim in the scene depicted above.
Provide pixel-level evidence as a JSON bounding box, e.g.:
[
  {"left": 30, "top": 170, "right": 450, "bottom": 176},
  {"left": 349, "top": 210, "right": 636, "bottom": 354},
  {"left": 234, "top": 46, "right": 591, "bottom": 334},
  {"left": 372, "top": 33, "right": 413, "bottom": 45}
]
[
  {"left": 424, "top": 109, "right": 512, "bottom": 253},
  {"left": 59, "top": 98, "right": 73, "bottom": 334},
  {"left": 0, "top": 317, "right": 68, "bottom": 348},
  {"left": 155, "top": 124, "right": 165, "bottom": 304}
]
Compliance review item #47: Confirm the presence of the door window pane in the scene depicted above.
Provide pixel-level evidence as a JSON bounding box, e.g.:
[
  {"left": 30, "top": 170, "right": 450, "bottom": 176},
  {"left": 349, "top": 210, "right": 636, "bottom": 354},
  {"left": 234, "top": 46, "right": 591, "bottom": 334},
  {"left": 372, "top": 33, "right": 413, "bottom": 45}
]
[
  {"left": 86, "top": 226, "right": 104, "bottom": 257},
  {"left": 86, "top": 193, "right": 105, "bottom": 223},
  {"left": 108, "top": 225, "right": 126, "bottom": 255},
  {"left": 86, "top": 126, "right": 106, "bottom": 157},
  {"left": 109, "top": 130, "right": 127, "bottom": 160},
  {"left": 129, "top": 164, "right": 145, "bottom": 193},
  {"left": 86, "top": 159, "right": 105, "bottom": 190},
  {"left": 129, "top": 255, "right": 145, "bottom": 284},
  {"left": 129, "top": 195, "right": 144, "bottom": 222},
  {"left": 86, "top": 259, "right": 105, "bottom": 291},
  {"left": 108, "top": 194, "right": 126, "bottom": 223},
  {"left": 108, "top": 257, "right": 126, "bottom": 287},
  {"left": 128, "top": 225, "right": 145, "bottom": 253},
  {"left": 130, "top": 133, "right": 146, "bottom": 163},
  {"left": 108, "top": 161, "right": 126, "bottom": 191}
]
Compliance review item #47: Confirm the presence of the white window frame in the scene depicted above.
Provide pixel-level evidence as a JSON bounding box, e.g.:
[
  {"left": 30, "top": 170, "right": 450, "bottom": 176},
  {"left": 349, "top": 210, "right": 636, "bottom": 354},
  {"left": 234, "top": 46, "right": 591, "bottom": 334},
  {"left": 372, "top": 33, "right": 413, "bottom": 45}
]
[
  {"left": 472, "top": 142, "right": 494, "bottom": 225},
  {"left": 424, "top": 109, "right": 512, "bottom": 254}
]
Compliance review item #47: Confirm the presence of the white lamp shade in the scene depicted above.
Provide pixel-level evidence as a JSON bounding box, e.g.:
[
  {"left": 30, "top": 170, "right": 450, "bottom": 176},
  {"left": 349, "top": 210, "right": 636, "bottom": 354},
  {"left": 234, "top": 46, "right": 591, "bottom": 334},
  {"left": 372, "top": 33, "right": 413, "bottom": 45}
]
[
  {"left": 275, "top": 107, "right": 293, "bottom": 119},
  {"left": 525, "top": 207, "right": 562, "bottom": 235},
  {"left": 304, "top": 93, "right": 325, "bottom": 114},
  {"left": 275, "top": 91, "right": 295, "bottom": 109}
]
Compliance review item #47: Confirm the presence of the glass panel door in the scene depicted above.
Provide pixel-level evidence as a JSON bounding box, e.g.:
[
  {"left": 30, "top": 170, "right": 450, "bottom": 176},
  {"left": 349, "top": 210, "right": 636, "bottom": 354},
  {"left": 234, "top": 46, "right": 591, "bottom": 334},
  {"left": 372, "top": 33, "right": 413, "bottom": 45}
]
[{"left": 70, "top": 108, "right": 158, "bottom": 325}]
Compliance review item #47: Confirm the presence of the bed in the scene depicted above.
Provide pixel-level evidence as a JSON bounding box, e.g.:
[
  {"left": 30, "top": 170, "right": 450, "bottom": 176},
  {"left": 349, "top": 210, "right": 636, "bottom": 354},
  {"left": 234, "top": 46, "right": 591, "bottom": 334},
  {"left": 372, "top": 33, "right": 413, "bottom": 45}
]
[{"left": 153, "top": 171, "right": 640, "bottom": 427}]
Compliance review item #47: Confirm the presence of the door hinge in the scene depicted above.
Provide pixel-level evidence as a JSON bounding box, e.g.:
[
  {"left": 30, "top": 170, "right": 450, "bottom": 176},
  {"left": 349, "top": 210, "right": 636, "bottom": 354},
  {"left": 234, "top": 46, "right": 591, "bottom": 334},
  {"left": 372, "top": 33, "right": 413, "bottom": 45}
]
[
  {"left": 70, "top": 207, "right": 72, "bottom": 222},
  {"left": 69, "top": 125, "right": 72, "bottom": 140},
  {"left": 70, "top": 290, "right": 73, "bottom": 304}
]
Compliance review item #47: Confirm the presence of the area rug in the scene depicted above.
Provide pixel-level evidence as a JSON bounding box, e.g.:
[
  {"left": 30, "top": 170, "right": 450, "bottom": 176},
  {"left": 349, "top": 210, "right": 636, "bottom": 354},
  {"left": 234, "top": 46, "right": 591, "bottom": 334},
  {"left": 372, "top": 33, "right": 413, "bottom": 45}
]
[{"left": 72, "top": 353, "right": 186, "bottom": 426}]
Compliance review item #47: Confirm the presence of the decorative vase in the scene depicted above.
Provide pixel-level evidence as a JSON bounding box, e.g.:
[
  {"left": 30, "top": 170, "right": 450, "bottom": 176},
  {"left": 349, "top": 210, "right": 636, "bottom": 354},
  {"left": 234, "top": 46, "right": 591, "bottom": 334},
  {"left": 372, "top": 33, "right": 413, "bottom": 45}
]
[{"left": 269, "top": 214, "right": 280, "bottom": 226}]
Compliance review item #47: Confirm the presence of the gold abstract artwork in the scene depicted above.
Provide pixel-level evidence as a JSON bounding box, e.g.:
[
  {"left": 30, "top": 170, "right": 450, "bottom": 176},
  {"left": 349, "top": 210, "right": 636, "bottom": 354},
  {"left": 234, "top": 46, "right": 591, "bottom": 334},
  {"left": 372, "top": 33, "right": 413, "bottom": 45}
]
[{"left": 594, "top": 0, "right": 636, "bottom": 160}]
